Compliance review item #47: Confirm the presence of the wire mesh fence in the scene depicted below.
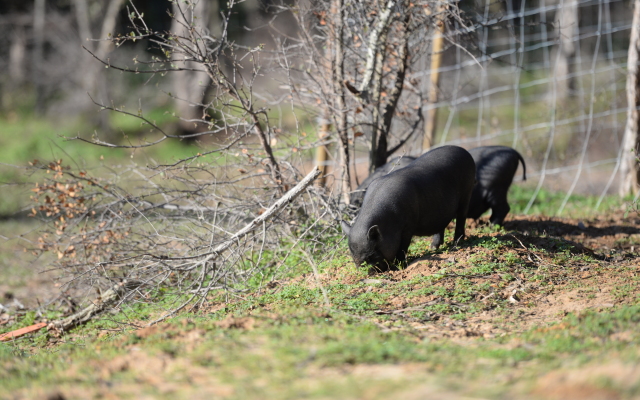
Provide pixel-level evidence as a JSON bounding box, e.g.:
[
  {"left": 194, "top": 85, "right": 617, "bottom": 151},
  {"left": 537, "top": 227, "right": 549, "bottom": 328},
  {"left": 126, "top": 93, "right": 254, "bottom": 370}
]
[{"left": 341, "top": 0, "right": 635, "bottom": 215}]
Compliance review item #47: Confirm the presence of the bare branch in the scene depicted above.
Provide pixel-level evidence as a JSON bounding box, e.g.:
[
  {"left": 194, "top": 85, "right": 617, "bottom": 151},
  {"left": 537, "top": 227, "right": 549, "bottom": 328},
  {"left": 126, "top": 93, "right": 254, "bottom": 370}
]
[
  {"left": 48, "top": 279, "right": 143, "bottom": 333},
  {"left": 205, "top": 166, "right": 320, "bottom": 259}
]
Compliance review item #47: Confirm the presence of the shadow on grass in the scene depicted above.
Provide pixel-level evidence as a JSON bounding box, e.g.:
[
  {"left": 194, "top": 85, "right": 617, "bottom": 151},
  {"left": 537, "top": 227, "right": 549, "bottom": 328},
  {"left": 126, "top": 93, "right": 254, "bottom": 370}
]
[
  {"left": 504, "top": 218, "right": 640, "bottom": 239},
  {"left": 458, "top": 231, "right": 603, "bottom": 259}
]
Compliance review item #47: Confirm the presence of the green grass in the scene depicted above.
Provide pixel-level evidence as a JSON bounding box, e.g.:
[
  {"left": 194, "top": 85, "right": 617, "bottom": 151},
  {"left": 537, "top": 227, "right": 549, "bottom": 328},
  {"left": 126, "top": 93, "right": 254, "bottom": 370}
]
[
  {"left": 0, "top": 106, "right": 215, "bottom": 166},
  {"left": 508, "top": 184, "right": 628, "bottom": 218},
  {"left": 2, "top": 294, "right": 639, "bottom": 399},
  {"left": 1, "top": 209, "right": 640, "bottom": 399},
  {"left": 0, "top": 108, "right": 212, "bottom": 215}
]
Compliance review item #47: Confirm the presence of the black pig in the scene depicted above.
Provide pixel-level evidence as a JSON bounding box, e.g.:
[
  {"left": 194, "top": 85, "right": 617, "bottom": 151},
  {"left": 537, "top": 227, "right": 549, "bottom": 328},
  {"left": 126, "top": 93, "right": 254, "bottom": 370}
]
[
  {"left": 467, "top": 145, "right": 526, "bottom": 225},
  {"left": 341, "top": 146, "right": 476, "bottom": 272},
  {"left": 350, "top": 156, "right": 416, "bottom": 207}
]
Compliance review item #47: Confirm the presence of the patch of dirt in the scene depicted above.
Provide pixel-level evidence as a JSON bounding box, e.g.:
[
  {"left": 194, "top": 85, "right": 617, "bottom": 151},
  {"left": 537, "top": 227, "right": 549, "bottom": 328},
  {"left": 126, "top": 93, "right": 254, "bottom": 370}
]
[
  {"left": 0, "top": 251, "right": 60, "bottom": 311},
  {"left": 502, "top": 212, "right": 640, "bottom": 253},
  {"left": 393, "top": 254, "right": 448, "bottom": 280},
  {"left": 530, "top": 361, "right": 640, "bottom": 400},
  {"left": 307, "top": 363, "right": 492, "bottom": 400},
  {"left": 72, "top": 349, "right": 233, "bottom": 399},
  {"left": 0, "top": 222, "right": 64, "bottom": 329},
  {"left": 215, "top": 315, "right": 256, "bottom": 330},
  {"left": 133, "top": 325, "right": 162, "bottom": 339}
]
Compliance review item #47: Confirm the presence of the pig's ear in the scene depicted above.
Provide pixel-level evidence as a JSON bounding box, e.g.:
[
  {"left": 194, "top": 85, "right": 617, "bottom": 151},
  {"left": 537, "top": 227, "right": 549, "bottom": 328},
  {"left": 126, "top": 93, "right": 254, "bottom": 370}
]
[
  {"left": 367, "top": 225, "right": 381, "bottom": 241},
  {"left": 340, "top": 220, "right": 351, "bottom": 235}
]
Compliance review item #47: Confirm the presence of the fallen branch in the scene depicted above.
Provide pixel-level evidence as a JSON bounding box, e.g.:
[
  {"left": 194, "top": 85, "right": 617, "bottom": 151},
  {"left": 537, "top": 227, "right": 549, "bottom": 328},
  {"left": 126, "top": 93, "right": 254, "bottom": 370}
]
[
  {"left": 45, "top": 166, "right": 322, "bottom": 332},
  {"left": 48, "top": 280, "right": 143, "bottom": 334},
  {"left": 202, "top": 166, "right": 322, "bottom": 262}
]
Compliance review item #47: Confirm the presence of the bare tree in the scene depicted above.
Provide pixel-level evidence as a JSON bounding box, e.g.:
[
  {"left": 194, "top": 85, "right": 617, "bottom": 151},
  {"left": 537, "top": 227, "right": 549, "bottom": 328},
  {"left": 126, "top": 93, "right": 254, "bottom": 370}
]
[
  {"left": 79, "top": 0, "right": 284, "bottom": 187},
  {"left": 71, "top": 0, "right": 124, "bottom": 134},
  {"left": 74, "top": 0, "right": 124, "bottom": 80},
  {"left": 0, "top": 1, "right": 127, "bottom": 117},
  {"left": 285, "top": 0, "right": 434, "bottom": 201},
  {"left": 23, "top": 0, "right": 460, "bottom": 327}
]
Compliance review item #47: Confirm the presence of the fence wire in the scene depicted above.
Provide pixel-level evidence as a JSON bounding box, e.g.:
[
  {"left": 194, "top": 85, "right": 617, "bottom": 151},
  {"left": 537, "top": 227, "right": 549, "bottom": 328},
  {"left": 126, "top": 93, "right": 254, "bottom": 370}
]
[
  {"left": 430, "top": 0, "right": 631, "bottom": 214},
  {"left": 347, "top": 0, "right": 634, "bottom": 215}
]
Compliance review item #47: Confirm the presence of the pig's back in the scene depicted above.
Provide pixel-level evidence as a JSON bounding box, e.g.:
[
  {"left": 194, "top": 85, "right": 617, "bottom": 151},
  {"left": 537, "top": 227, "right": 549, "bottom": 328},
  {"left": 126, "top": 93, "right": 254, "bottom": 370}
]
[
  {"left": 469, "top": 146, "right": 521, "bottom": 188},
  {"left": 360, "top": 146, "right": 475, "bottom": 236}
]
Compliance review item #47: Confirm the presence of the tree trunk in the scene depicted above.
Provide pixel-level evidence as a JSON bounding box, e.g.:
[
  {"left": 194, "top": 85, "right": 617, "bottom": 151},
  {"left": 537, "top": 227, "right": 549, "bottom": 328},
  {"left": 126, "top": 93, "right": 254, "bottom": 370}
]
[
  {"left": 171, "top": 1, "right": 213, "bottom": 137},
  {"left": 9, "top": 26, "right": 26, "bottom": 83},
  {"left": 74, "top": 0, "right": 124, "bottom": 136},
  {"left": 96, "top": 0, "right": 124, "bottom": 59},
  {"left": 620, "top": 0, "right": 640, "bottom": 196},
  {"left": 73, "top": 0, "right": 91, "bottom": 47},
  {"left": 422, "top": 5, "right": 445, "bottom": 151},
  {"left": 553, "top": 0, "right": 579, "bottom": 100},
  {"left": 314, "top": 116, "right": 330, "bottom": 187},
  {"left": 368, "top": 41, "right": 388, "bottom": 172},
  {"left": 331, "top": 0, "right": 351, "bottom": 203},
  {"left": 33, "top": 0, "right": 45, "bottom": 113}
]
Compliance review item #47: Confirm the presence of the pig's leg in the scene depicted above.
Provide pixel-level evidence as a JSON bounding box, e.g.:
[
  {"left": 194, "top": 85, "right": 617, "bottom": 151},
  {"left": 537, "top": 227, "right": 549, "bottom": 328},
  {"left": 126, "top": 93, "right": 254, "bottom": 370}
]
[
  {"left": 453, "top": 216, "right": 466, "bottom": 245},
  {"left": 488, "top": 190, "right": 510, "bottom": 225},
  {"left": 395, "top": 236, "right": 413, "bottom": 268},
  {"left": 431, "top": 229, "right": 445, "bottom": 249},
  {"left": 453, "top": 200, "right": 469, "bottom": 244}
]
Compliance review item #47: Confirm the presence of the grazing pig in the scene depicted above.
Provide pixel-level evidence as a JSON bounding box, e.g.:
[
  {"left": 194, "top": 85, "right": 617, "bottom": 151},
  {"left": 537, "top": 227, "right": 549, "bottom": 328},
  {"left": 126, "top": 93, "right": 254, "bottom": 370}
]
[
  {"left": 467, "top": 145, "right": 526, "bottom": 225},
  {"left": 341, "top": 146, "right": 476, "bottom": 272},
  {"left": 350, "top": 156, "right": 416, "bottom": 207}
]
